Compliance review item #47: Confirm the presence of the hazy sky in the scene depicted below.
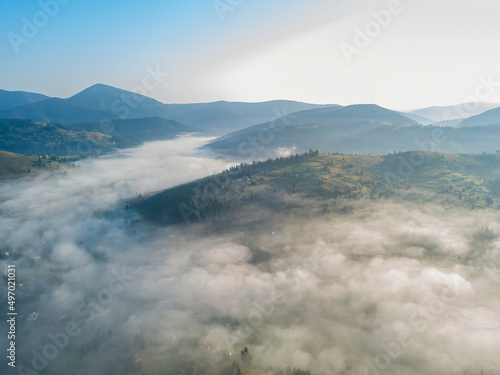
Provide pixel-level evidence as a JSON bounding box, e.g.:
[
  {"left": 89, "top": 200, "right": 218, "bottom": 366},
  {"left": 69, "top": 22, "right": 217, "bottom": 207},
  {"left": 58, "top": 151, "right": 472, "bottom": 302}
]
[{"left": 2, "top": 0, "right": 500, "bottom": 109}]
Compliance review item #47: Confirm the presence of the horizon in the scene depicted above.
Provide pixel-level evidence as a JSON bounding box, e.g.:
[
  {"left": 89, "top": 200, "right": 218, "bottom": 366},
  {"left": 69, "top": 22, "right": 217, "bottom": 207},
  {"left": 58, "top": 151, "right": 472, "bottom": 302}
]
[
  {"left": 2, "top": 1, "right": 500, "bottom": 109},
  {"left": 3, "top": 83, "right": 500, "bottom": 113}
]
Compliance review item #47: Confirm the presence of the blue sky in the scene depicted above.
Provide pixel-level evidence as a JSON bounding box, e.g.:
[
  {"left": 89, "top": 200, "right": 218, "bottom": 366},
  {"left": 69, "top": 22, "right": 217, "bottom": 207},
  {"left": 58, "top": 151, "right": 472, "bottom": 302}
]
[{"left": 2, "top": 0, "right": 500, "bottom": 109}]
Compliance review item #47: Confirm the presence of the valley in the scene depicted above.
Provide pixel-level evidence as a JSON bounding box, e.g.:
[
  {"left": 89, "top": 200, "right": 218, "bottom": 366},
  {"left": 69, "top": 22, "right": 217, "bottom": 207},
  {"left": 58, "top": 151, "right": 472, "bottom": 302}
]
[{"left": 1, "top": 86, "right": 500, "bottom": 375}]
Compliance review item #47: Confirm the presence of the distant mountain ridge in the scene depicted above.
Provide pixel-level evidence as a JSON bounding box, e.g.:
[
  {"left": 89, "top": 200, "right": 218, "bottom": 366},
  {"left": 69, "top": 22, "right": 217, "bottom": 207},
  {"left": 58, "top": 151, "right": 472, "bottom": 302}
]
[
  {"left": 0, "top": 89, "right": 51, "bottom": 111},
  {"left": 3, "top": 85, "right": 500, "bottom": 157},
  {"left": 0, "top": 84, "right": 338, "bottom": 134},
  {"left": 220, "top": 104, "right": 419, "bottom": 139},
  {"left": 163, "top": 100, "right": 337, "bottom": 134},
  {"left": 458, "top": 107, "right": 500, "bottom": 127},
  {"left": 208, "top": 104, "right": 421, "bottom": 157},
  {"left": 291, "top": 104, "right": 418, "bottom": 125},
  {"left": 68, "top": 84, "right": 339, "bottom": 134},
  {"left": 397, "top": 111, "right": 433, "bottom": 125},
  {"left": 407, "top": 102, "right": 500, "bottom": 122},
  {"left": 207, "top": 103, "right": 500, "bottom": 158}
]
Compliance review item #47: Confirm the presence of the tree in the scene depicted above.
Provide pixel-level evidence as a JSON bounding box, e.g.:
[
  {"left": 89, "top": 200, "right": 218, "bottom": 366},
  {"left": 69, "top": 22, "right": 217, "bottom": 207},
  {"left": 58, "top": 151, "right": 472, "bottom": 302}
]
[{"left": 241, "top": 346, "right": 253, "bottom": 367}]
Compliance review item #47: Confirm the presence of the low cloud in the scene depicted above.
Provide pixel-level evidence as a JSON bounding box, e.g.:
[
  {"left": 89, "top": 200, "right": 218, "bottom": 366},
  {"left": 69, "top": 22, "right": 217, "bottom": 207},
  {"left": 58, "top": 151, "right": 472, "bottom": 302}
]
[
  {"left": 275, "top": 146, "right": 298, "bottom": 158},
  {"left": 0, "top": 137, "right": 498, "bottom": 375}
]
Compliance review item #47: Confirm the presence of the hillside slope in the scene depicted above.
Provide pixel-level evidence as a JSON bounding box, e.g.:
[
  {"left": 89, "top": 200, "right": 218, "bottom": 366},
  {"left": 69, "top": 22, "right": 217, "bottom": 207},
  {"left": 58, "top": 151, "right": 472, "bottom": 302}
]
[
  {"left": 0, "top": 118, "right": 197, "bottom": 156},
  {"left": 459, "top": 107, "right": 500, "bottom": 127},
  {"left": 133, "top": 150, "right": 500, "bottom": 225},
  {"left": 0, "top": 98, "right": 119, "bottom": 124},
  {"left": 0, "top": 150, "right": 60, "bottom": 176},
  {"left": 65, "top": 117, "right": 199, "bottom": 147}
]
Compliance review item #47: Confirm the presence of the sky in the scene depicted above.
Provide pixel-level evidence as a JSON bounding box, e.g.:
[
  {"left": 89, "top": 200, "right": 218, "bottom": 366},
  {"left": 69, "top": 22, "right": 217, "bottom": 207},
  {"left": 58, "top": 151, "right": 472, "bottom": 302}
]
[{"left": 1, "top": 0, "right": 500, "bottom": 109}]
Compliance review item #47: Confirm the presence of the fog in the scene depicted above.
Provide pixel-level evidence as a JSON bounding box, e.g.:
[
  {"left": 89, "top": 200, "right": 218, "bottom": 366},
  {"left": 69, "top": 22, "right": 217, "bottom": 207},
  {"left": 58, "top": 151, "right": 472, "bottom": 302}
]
[{"left": 1, "top": 137, "right": 499, "bottom": 375}]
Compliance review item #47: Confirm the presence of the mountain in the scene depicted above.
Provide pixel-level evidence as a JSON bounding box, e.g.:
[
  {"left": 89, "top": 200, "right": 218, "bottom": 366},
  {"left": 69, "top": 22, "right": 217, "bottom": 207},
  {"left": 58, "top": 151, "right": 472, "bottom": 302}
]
[
  {"left": 68, "top": 83, "right": 338, "bottom": 133},
  {"left": 397, "top": 111, "right": 433, "bottom": 125},
  {"left": 408, "top": 102, "right": 500, "bottom": 122},
  {"left": 132, "top": 150, "right": 500, "bottom": 224},
  {"left": 163, "top": 100, "right": 338, "bottom": 134},
  {"left": 219, "top": 104, "right": 419, "bottom": 137},
  {"left": 68, "top": 84, "right": 337, "bottom": 134},
  {"left": 66, "top": 83, "right": 173, "bottom": 119},
  {"left": 458, "top": 107, "right": 500, "bottom": 127},
  {"left": 0, "top": 98, "right": 119, "bottom": 124},
  {"left": 5, "top": 84, "right": 500, "bottom": 137},
  {"left": 207, "top": 104, "right": 500, "bottom": 158},
  {"left": 207, "top": 104, "right": 421, "bottom": 157},
  {"left": 282, "top": 104, "right": 417, "bottom": 125},
  {"left": 0, "top": 118, "right": 113, "bottom": 155},
  {"left": 0, "top": 84, "right": 338, "bottom": 134},
  {"left": 0, "top": 89, "right": 51, "bottom": 111},
  {"left": 0, "top": 117, "right": 197, "bottom": 156},
  {"left": 65, "top": 117, "right": 199, "bottom": 148}
]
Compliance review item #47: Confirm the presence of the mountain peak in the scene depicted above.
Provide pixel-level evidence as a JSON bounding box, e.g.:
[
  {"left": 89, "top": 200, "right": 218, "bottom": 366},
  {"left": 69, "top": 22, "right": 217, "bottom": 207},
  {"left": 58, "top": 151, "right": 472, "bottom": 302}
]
[
  {"left": 71, "top": 83, "right": 131, "bottom": 97},
  {"left": 65, "top": 83, "right": 173, "bottom": 120}
]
